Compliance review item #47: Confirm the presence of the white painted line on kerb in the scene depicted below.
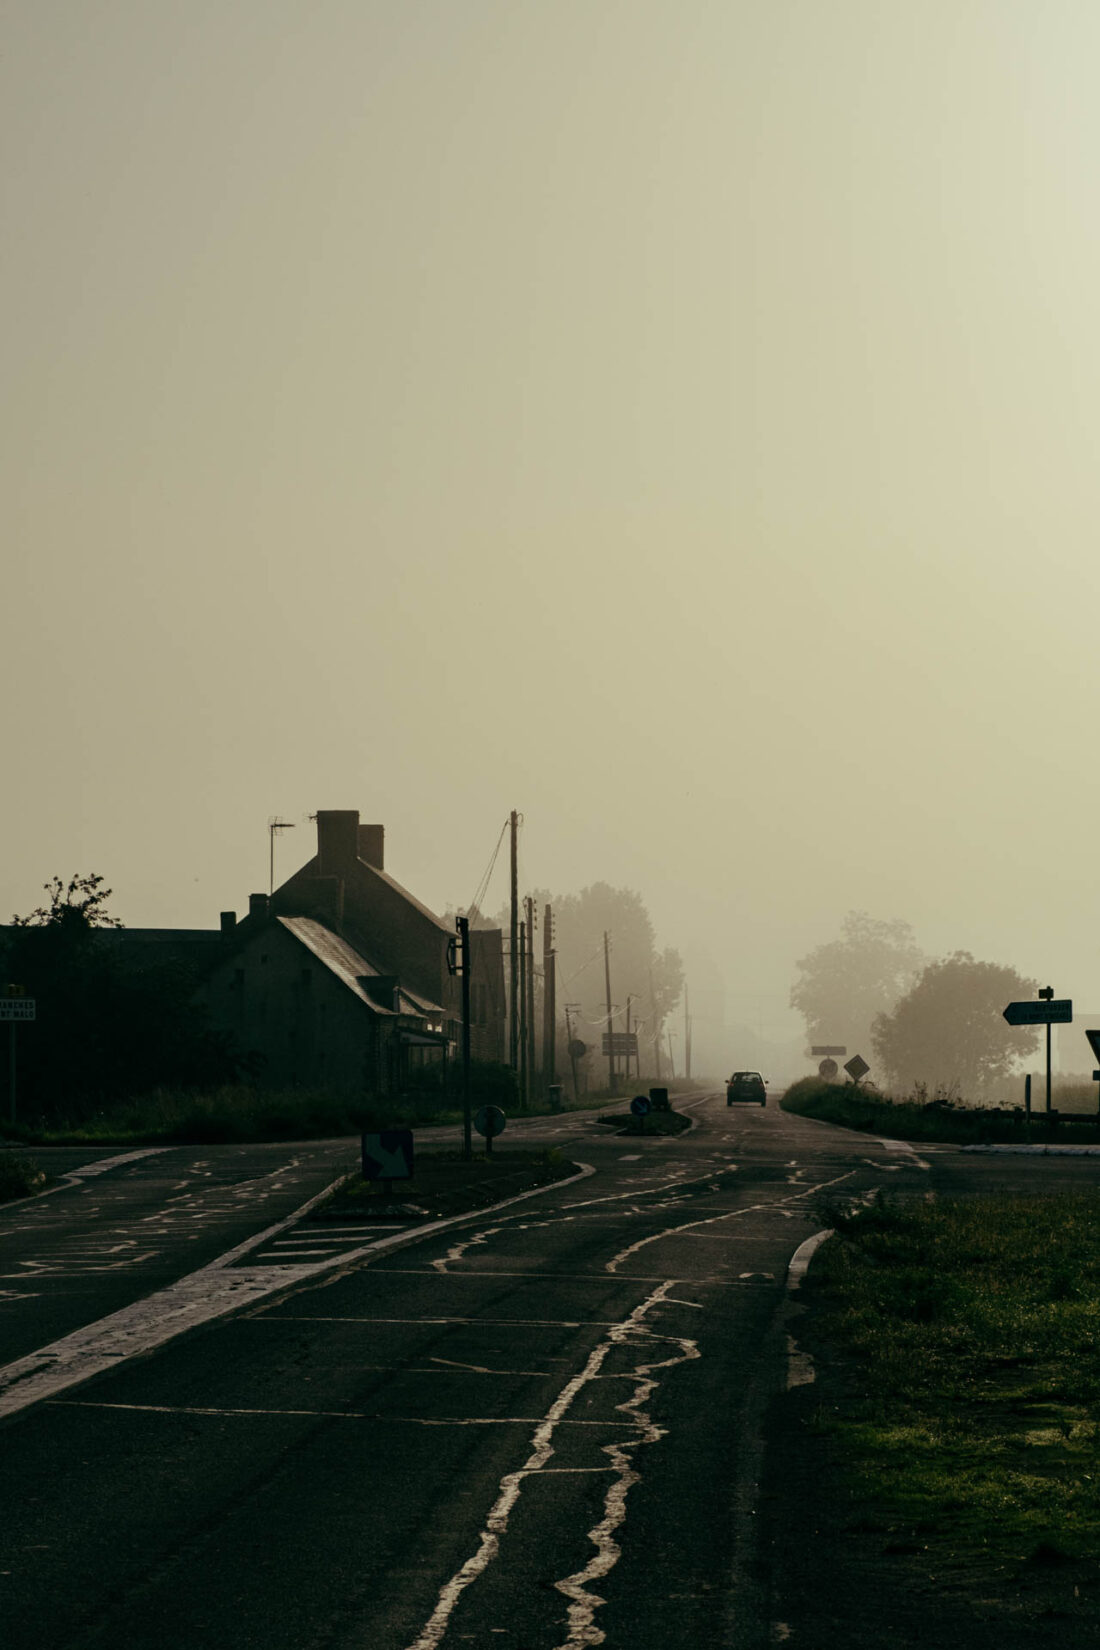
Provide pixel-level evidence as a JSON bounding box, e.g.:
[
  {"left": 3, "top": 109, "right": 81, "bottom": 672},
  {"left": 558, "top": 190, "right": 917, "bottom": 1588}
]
[
  {"left": 877, "top": 1138, "right": 930, "bottom": 1170},
  {"left": 0, "top": 1162, "right": 595, "bottom": 1422},
  {"left": 784, "top": 1228, "right": 832, "bottom": 1390}
]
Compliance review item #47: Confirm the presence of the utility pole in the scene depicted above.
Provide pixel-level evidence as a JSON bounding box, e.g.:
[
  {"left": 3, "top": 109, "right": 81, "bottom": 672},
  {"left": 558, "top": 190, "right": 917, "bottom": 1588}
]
[
  {"left": 565, "top": 1002, "right": 582, "bottom": 1103},
  {"left": 604, "top": 930, "right": 617, "bottom": 1094},
  {"left": 519, "top": 918, "right": 528, "bottom": 1109},
  {"left": 684, "top": 983, "right": 692, "bottom": 1082},
  {"left": 543, "top": 902, "right": 555, "bottom": 1095},
  {"left": 667, "top": 1030, "right": 675, "bottom": 1079},
  {"left": 649, "top": 963, "right": 661, "bottom": 1082},
  {"left": 509, "top": 810, "right": 519, "bottom": 1072},
  {"left": 624, "top": 994, "right": 634, "bottom": 1082},
  {"left": 524, "top": 895, "right": 536, "bottom": 1107},
  {"left": 456, "top": 916, "right": 472, "bottom": 1160}
]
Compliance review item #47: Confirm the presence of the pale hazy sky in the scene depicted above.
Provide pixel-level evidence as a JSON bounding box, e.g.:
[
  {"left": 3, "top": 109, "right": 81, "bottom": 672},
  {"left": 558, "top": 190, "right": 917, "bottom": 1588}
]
[{"left": 5, "top": 3, "right": 1100, "bottom": 1070}]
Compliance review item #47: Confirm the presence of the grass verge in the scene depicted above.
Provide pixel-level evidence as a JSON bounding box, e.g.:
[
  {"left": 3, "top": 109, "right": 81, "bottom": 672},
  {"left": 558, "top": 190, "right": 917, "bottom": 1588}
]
[
  {"left": 794, "top": 1192, "right": 1100, "bottom": 1634},
  {"left": 782, "top": 1075, "right": 1100, "bottom": 1145}
]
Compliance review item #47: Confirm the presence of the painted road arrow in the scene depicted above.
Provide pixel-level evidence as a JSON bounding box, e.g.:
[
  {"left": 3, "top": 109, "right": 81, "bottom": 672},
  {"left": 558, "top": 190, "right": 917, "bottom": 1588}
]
[{"left": 1003, "top": 999, "right": 1073, "bottom": 1026}]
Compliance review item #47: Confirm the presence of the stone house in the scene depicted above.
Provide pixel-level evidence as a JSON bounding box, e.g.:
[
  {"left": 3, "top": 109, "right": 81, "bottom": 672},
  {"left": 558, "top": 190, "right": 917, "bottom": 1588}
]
[{"left": 198, "top": 810, "right": 506, "bottom": 1098}]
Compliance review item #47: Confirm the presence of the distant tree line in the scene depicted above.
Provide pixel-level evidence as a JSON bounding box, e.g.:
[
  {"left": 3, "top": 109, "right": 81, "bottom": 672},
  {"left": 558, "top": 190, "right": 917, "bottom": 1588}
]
[{"left": 790, "top": 910, "right": 1039, "bottom": 1099}]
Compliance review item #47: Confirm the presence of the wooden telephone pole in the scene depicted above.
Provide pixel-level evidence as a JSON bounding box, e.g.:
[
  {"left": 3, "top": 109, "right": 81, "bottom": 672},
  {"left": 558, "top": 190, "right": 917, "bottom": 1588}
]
[
  {"left": 524, "top": 895, "right": 536, "bottom": 1107},
  {"left": 542, "top": 902, "right": 555, "bottom": 1096},
  {"left": 604, "top": 930, "right": 617, "bottom": 1094},
  {"left": 509, "top": 810, "right": 519, "bottom": 1071}
]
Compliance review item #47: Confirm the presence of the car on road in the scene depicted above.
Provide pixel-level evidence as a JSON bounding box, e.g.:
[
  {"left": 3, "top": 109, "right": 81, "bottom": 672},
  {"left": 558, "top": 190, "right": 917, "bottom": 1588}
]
[{"left": 726, "top": 1071, "right": 767, "bottom": 1106}]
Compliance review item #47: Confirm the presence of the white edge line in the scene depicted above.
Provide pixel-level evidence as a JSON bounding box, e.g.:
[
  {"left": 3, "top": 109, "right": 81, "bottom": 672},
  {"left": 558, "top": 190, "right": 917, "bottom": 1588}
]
[{"left": 784, "top": 1227, "right": 832, "bottom": 1391}]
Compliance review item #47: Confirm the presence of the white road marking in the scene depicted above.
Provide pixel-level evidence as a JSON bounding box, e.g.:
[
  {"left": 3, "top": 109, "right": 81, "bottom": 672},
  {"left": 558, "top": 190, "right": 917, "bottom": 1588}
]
[
  {"left": 404, "top": 1280, "right": 697, "bottom": 1650},
  {"left": 46, "top": 1400, "right": 650, "bottom": 1426},
  {"left": 604, "top": 1170, "right": 856, "bottom": 1275},
  {"left": 0, "top": 1164, "right": 596, "bottom": 1419}
]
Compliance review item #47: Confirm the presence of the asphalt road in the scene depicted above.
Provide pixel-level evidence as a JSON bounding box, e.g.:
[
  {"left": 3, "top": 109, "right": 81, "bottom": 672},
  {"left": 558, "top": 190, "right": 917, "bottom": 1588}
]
[{"left": 3, "top": 1094, "right": 1099, "bottom": 1650}]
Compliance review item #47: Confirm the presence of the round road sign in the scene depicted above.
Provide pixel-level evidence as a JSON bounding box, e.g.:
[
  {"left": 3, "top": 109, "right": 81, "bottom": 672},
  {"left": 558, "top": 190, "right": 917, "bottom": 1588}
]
[
  {"left": 474, "top": 1104, "right": 507, "bottom": 1139},
  {"left": 818, "top": 1058, "right": 838, "bottom": 1080},
  {"left": 568, "top": 1040, "right": 587, "bottom": 1060},
  {"left": 630, "top": 1094, "right": 651, "bottom": 1117}
]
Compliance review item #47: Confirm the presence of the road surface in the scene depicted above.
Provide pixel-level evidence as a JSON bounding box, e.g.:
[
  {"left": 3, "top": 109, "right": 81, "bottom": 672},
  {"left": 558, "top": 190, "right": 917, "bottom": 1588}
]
[{"left": 3, "top": 1093, "right": 1097, "bottom": 1650}]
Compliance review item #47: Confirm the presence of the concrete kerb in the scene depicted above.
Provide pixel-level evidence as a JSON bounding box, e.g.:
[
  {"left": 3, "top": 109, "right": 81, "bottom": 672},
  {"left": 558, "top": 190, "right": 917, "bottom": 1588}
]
[
  {"left": 0, "top": 1159, "right": 597, "bottom": 1424},
  {"left": 783, "top": 1227, "right": 833, "bottom": 1391}
]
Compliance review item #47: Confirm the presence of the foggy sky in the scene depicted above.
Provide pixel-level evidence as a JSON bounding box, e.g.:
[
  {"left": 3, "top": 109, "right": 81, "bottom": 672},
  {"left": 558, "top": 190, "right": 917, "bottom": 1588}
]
[{"left": 5, "top": 3, "right": 1100, "bottom": 1075}]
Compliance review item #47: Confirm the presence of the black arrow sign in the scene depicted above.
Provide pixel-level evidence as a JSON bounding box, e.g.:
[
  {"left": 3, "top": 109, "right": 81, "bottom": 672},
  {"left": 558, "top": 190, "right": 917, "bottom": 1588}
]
[{"left": 1003, "top": 999, "right": 1072, "bottom": 1026}]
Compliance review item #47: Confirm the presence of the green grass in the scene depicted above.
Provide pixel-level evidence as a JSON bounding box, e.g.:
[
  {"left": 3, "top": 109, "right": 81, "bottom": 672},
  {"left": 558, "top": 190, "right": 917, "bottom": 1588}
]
[
  {"left": 782, "top": 1075, "right": 1100, "bottom": 1144},
  {"left": 806, "top": 1192, "right": 1100, "bottom": 1567}
]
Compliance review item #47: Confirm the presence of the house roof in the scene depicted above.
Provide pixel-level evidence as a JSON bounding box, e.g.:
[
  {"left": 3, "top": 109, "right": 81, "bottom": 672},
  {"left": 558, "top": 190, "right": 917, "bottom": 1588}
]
[{"left": 277, "top": 917, "right": 445, "bottom": 1020}]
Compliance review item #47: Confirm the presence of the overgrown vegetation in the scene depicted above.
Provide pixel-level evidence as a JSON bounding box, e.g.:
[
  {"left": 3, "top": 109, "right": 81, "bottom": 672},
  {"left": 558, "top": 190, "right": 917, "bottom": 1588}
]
[
  {"left": 0, "top": 1150, "right": 45, "bottom": 1202},
  {"left": 0, "top": 1085, "right": 460, "bottom": 1146},
  {"left": 805, "top": 1193, "right": 1100, "bottom": 1574},
  {"left": 782, "top": 1076, "right": 1100, "bottom": 1145}
]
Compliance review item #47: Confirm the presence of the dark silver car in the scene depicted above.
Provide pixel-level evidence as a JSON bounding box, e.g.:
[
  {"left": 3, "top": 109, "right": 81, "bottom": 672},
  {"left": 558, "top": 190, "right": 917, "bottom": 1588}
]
[{"left": 726, "top": 1070, "right": 767, "bottom": 1106}]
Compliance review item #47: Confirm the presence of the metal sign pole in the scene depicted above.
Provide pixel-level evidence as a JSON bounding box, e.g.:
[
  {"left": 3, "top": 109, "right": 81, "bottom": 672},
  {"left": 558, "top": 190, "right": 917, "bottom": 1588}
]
[
  {"left": 1039, "top": 987, "right": 1055, "bottom": 1115},
  {"left": 8, "top": 1022, "right": 15, "bottom": 1126},
  {"left": 457, "top": 917, "right": 472, "bottom": 1162}
]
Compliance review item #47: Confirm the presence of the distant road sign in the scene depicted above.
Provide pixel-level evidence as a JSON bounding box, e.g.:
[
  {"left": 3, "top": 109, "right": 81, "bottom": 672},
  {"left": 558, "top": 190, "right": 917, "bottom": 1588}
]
[
  {"left": 818, "top": 1058, "right": 838, "bottom": 1080},
  {"left": 0, "top": 999, "right": 35, "bottom": 1022},
  {"left": 811, "top": 1045, "right": 846, "bottom": 1057},
  {"left": 361, "top": 1129, "right": 414, "bottom": 1181},
  {"left": 844, "top": 1054, "right": 869, "bottom": 1082},
  {"left": 474, "top": 1105, "right": 506, "bottom": 1139},
  {"left": 1003, "top": 999, "right": 1072, "bottom": 1026},
  {"left": 568, "top": 1040, "right": 587, "bottom": 1060},
  {"left": 602, "top": 1032, "right": 638, "bottom": 1057},
  {"left": 1085, "top": 1031, "right": 1100, "bottom": 1065},
  {"left": 630, "top": 1095, "right": 651, "bottom": 1117}
]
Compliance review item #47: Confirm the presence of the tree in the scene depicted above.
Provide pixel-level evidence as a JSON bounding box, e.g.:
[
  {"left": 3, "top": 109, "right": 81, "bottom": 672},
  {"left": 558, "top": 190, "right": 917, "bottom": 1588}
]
[
  {"left": 790, "top": 912, "right": 925, "bottom": 1064},
  {"left": 871, "top": 952, "right": 1040, "bottom": 1097},
  {"left": 478, "top": 882, "right": 684, "bottom": 1078},
  {"left": 11, "top": 872, "right": 123, "bottom": 931}
]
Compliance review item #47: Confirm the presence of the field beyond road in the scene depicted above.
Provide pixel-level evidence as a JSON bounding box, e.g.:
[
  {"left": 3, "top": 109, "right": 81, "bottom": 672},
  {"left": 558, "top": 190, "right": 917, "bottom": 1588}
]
[{"left": 770, "top": 1191, "right": 1100, "bottom": 1646}]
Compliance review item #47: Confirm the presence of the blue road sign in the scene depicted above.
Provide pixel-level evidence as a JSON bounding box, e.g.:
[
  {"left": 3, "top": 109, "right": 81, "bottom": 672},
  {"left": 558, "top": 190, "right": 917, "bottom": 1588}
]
[
  {"left": 630, "top": 1095, "right": 651, "bottom": 1117},
  {"left": 474, "top": 1105, "right": 506, "bottom": 1139},
  {"left": 361, "top": 1129, "right": 414, "bottom": 1181}
]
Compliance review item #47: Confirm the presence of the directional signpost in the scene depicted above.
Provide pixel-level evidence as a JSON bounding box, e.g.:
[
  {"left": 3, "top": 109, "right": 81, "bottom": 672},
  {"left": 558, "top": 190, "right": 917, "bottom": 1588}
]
[
  {"left": 811, "top": 1045, "right": 847, "bottom": 1057},
  {"left": 1003, "top": 989, "right": 1071, "bottom": 1116},
  {"left": 630, "top": 1093, "right": 651, "bottom": 1134}
]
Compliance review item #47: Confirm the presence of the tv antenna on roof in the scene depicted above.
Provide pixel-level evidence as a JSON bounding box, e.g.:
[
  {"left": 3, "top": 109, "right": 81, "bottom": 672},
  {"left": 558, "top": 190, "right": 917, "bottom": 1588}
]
[{"left": 268, "top": 817, "right": 296, "bottom": 895}]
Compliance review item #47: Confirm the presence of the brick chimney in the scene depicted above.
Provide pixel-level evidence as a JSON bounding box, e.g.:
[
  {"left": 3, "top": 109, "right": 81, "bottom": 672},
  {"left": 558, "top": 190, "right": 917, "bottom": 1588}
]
[
  {"left": 316, "top": 810, "right": 360, "bottom": 876},
  {"left": 358, "top": 823, "right": 384, "bottom": 870}
]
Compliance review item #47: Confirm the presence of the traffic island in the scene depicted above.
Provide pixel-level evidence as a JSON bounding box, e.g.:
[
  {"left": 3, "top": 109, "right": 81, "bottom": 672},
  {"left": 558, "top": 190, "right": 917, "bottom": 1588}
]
[
  {"left": 310, "top": 1148, "right": 580, "bottom": 1225},
  {"left": 595, "top": 1109, "right": 692, "bottom": 1136}
]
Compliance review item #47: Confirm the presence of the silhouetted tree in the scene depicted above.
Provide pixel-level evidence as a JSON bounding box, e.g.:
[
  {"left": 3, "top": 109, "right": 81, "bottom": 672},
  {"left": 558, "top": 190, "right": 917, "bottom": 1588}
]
[
  {"left": 871, "top": 953, "right": 1040, "bottom": 1096},
  {"left": 790, "top": 911, "right": 925, "bottom": 1065}
]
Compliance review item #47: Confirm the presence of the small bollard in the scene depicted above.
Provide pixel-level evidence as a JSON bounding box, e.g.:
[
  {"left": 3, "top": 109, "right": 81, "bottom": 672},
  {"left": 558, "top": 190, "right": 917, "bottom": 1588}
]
[
  {"left": 649, "top": 1087, "right": 670, "bottom": 1113},
  {"left": 548, "top": 1084, "right": 563, "bottom": 1113}
]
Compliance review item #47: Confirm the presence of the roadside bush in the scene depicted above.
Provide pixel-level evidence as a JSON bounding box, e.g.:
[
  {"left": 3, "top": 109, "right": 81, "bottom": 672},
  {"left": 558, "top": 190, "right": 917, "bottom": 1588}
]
[{"left": 0, "top": 1150, "right": 44, "bottom": 1202}]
